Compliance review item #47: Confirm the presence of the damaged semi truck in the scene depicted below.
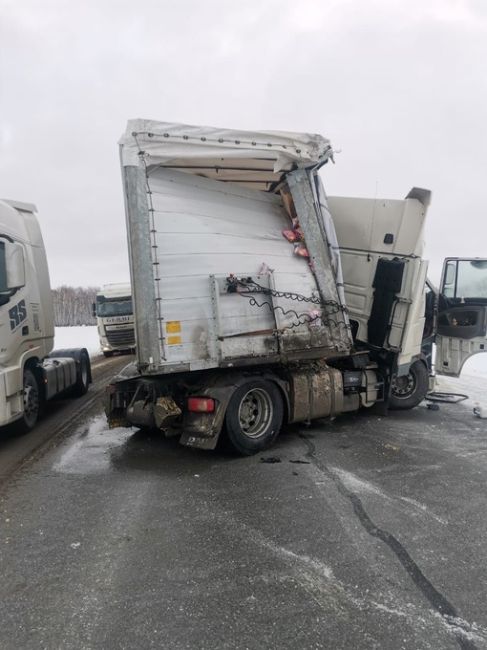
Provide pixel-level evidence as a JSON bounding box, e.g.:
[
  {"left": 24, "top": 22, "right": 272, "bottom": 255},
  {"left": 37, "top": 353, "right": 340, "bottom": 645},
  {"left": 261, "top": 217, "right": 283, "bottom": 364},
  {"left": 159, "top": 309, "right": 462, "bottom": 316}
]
[{"left": 105, "top": 120, "right": 486, "bottom": 454}]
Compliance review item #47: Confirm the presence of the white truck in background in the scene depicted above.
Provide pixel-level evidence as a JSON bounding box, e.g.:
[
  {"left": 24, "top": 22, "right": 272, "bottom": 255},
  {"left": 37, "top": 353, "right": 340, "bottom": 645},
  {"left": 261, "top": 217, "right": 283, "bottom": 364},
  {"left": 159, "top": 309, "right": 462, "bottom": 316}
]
[
  {"left": 105, "top": 120, "right": 487, "bottom": 454},
  {"left": 93, "top": 283, "right": 135, "bottom": 357},
  {"left": 0, "top": 199, "right": 91, "bottom": 433}
]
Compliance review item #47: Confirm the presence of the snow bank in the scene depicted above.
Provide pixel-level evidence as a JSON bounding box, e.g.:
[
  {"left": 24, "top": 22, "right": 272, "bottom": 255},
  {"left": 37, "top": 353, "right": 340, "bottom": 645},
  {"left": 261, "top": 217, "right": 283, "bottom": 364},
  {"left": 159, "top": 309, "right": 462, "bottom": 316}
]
[
  {"left": 462, "top": 353, "right": 487, "bottom": 378},
  {"left": 54, "top": 326, "right": 101, "bottom": 357}
]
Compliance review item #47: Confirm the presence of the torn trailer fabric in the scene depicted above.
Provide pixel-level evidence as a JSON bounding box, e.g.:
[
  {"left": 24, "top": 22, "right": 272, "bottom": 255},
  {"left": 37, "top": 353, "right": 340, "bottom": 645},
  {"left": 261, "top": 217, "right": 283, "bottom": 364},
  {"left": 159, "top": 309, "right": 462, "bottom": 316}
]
[{"left": 119, "top": 119, "right": 333, "bottom": 191}]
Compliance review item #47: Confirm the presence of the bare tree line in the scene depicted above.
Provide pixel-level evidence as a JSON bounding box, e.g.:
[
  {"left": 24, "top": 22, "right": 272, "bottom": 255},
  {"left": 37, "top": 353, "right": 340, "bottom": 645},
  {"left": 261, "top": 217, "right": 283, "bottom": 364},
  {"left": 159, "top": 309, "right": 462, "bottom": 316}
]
[{"left": 52, "top": 286, "right": 99, "bottom": 326}]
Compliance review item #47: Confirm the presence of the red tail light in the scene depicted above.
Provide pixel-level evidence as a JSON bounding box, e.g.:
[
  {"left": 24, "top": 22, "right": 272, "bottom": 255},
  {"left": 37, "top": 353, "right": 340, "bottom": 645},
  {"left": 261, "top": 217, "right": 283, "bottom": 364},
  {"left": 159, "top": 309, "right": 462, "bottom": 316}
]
[{"left": 187, "top": 397, "right": 215, "bottom": 413}]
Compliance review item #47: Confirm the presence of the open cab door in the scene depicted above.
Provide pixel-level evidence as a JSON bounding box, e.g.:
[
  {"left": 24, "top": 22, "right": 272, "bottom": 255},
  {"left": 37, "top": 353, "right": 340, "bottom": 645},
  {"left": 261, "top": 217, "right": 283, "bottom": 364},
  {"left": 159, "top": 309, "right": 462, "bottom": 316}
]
[{"left": 436, "top": 258, "right": 487, "bottom": 377}]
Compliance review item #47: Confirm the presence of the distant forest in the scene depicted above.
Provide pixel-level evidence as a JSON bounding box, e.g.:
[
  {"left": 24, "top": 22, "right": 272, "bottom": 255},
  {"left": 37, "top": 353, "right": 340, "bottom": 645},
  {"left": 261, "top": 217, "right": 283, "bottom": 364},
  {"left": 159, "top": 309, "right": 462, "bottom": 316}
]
[{"left": 52, "top": 286, "right": 99, "bottom": 326}]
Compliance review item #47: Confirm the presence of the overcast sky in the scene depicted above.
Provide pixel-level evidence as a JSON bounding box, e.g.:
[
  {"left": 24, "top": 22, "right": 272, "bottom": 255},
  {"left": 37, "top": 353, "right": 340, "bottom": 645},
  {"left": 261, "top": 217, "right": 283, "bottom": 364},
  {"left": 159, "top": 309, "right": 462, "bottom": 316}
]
[{"left": 1, "top": 0, "right": 486, "bottom": 288}]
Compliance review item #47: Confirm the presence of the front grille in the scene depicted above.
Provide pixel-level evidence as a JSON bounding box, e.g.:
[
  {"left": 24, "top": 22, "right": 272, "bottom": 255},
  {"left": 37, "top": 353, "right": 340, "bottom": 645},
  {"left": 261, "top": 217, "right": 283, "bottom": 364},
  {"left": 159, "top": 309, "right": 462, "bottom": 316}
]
[{"left": 106, "top": 328, "right": 135, "bottom": 348}]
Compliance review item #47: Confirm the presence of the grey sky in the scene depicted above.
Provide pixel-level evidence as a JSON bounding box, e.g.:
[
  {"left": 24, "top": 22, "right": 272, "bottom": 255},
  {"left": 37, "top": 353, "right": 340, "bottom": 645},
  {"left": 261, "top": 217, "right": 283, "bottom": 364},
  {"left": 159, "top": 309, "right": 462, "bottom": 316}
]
[{"left": 1, "top": 0, "right": 486, "bottom": 288}]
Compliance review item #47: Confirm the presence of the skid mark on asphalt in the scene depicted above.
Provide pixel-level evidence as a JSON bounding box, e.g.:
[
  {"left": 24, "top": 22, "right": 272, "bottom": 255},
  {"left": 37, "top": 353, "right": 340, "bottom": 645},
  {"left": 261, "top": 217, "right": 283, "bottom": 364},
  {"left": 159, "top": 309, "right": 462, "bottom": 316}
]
[
  {"left": 398, "top": 496, "right": 448, "bottom": 524},
  {"left": 222, "top": 516, "right": 379, "bottom": 617},
  {"left": 221, "top": 514, "right": 465, "bottom": 647},
  {"left": 237, "top": 520, "right": 335, "bottom": 580},
  {"left": 332, "top": 467, "right": 448, "bottom": 525},
  {"left": 300, "top": 434, "right": 486, "bottom": 650}
]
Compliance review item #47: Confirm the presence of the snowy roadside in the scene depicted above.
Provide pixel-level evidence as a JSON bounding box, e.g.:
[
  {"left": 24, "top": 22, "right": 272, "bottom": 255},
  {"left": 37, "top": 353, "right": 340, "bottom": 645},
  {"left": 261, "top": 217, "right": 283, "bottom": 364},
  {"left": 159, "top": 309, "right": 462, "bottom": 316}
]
[
  {"left": 434, "top": 349, "right": 487, "bottom": 409},
  {"left": 436, "top": 373, "right": 487, "bottom": 411},
  {"left": 54, "top": 326, "right": 101, "bottom": 358}
]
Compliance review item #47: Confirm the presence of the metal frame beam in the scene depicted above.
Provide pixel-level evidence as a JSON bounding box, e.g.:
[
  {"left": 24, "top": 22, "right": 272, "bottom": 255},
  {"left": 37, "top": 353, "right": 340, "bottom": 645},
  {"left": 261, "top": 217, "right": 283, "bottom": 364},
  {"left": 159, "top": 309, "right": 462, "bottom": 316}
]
[{"left": 121, "top": 163, "right": 161, "bottom": 371}]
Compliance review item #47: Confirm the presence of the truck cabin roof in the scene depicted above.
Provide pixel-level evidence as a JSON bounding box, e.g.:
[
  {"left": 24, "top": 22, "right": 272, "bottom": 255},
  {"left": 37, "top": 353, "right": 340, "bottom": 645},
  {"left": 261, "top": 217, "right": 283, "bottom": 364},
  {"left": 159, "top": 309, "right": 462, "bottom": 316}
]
[{"left": 119, "top": 120, "right": 333, "bottom": 192}]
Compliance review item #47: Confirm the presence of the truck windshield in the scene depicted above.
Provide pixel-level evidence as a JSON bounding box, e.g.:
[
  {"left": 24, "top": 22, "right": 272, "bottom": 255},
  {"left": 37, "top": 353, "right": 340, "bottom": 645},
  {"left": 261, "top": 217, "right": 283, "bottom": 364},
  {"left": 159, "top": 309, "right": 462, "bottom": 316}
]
[{"left": 96, "top": 298, "right": 133, "bottom": 317}]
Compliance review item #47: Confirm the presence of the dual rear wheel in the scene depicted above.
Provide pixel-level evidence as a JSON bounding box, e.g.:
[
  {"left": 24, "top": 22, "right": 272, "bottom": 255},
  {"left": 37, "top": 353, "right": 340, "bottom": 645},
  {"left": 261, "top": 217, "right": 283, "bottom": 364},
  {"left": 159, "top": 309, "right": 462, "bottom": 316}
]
[{"left": 224, "top": 379, "right": 284, "bottom": 456}]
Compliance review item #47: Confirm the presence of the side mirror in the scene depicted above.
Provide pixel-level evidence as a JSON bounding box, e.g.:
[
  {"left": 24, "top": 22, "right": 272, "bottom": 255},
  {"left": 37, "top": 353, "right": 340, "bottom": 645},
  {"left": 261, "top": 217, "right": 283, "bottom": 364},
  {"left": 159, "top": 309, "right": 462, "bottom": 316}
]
[
  {"left": 92, "top": 303, "right": 97, "bottom": 318},
  {"left": 0, "top": 240, "right": 25, "bottom": 292}
]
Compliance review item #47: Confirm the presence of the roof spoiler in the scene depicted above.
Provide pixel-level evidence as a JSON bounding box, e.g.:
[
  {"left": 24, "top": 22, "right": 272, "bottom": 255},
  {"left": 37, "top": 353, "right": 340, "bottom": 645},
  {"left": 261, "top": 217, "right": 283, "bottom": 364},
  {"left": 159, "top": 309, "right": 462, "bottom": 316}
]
[
  {"left": 405, "top": 187, "right": 431, "bottom": 208},
  {"left": 2, "top": 199, "right": 37, "bottom": 213}
]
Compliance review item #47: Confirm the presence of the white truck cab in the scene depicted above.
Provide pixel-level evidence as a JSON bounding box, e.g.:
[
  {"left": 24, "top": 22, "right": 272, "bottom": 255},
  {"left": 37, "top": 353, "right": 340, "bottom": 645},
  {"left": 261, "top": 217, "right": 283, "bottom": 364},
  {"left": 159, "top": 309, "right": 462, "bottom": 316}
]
[
  {"left": 0, "top": 199, "right": 91, "bottom": 432},
  {"left": 94, "top": 283, "right": 135, "bottom": 357},
  {"left": 328, "top": 196, "right": 487, "bottom": 407}
]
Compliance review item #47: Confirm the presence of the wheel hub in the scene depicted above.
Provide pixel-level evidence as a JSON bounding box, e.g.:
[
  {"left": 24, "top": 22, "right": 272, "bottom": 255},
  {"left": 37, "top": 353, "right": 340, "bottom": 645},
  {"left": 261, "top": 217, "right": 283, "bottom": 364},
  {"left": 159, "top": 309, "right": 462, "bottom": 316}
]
[
  {"left": 391, "top": 371, "right": 416, "bottom": 398},
  {"left": 23, "top": 380, "right": 39, "bottom": 423},
  {"left": 238, "top": 388, "right": 273, "bottom": 439}
]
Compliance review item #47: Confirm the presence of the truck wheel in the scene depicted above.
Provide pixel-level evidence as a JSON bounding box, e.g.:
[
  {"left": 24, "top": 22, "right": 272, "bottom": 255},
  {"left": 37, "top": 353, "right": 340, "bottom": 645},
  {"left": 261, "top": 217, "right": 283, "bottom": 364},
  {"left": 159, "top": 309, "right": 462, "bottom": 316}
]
[
  {"left": 390, "top": 360, "right": 429, "bottom": 410},
  {"left": 224, "top": 380, "right": 283, "bottom": 455},
  {"left": 15, "top": 369, "right": 40, "bottom": 433},
  {"left": 73, "top": 352, "right": 90, "bottom": 396}
]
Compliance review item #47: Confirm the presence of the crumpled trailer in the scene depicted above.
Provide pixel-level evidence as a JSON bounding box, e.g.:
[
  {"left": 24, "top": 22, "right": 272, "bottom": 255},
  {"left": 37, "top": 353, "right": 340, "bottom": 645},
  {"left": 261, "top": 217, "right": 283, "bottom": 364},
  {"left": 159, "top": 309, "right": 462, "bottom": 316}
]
[{"left": 106, "top": 119, "right": 430, "bottom": 454}]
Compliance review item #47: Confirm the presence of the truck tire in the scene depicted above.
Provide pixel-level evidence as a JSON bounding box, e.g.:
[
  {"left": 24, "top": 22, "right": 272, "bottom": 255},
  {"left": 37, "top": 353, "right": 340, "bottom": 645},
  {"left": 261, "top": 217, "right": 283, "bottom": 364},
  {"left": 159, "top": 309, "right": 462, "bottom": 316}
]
[
  {"left": 224, "top": 379, "right": 283, "bottom": 455},
  {"left": 73, "top": 351, "right": 90, "bottom": 396},
  {"left": 15, "top": 369, "right": 40, "bottom": 433},
  {"left": 390, "top": 360, "right": 429, "bottom": 410}
]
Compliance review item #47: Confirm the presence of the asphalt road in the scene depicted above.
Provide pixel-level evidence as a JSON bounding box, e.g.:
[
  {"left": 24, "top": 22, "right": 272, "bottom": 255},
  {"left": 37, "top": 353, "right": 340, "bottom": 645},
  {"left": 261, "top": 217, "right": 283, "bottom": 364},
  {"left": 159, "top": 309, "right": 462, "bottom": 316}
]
[{"left": 0, "top": 367, "right": 486, "bottom": 650}]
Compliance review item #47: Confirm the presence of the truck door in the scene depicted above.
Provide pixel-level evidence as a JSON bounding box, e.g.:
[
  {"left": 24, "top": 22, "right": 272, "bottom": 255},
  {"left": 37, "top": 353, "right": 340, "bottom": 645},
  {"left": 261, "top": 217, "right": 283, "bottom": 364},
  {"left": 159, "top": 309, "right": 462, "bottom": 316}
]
[{"left": 435, "top": 257, "right": 487, "bottom": 376}]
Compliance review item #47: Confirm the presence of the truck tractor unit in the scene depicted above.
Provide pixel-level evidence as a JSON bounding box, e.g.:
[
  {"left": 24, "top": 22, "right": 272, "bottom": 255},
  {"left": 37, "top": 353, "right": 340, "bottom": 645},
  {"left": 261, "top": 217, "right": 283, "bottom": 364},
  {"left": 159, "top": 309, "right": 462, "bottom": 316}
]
[
  {"left": 94, "top": 283, "right": 135, "bottom": 357},
  {"left": 105, "top": 120, "right": 487, "bottom": 454},
  {"left": 0, "top": 199, "right": 91, "bottom": 433}
]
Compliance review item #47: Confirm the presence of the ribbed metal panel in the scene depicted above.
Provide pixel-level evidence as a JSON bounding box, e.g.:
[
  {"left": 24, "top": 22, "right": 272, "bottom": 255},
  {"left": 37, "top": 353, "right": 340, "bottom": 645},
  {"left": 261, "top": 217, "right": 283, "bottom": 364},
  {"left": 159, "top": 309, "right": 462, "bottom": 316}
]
[{"left": 139, "top": 167, "right": 345, "bottom": 371}]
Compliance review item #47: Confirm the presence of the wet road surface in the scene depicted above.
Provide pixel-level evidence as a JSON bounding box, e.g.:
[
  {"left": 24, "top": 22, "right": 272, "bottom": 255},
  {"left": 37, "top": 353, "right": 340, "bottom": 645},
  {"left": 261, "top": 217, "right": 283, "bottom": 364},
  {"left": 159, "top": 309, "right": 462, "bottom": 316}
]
[
  {"left": 0, "top": 354, "right": 131, "bottom": 484},
  {"left": 0, "top": 370, "right": 486, "bottom": 649}
]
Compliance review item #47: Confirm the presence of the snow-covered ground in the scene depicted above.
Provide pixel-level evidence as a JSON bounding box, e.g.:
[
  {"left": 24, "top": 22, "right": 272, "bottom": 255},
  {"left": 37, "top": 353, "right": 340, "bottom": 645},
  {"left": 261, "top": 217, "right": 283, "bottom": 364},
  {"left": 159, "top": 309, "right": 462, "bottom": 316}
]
[
  {"left": 55, "top": 326, "right": 101, "bottom": 357},
  {"left": 436, "top": 350, "right": 487, "bottom": 410}
]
